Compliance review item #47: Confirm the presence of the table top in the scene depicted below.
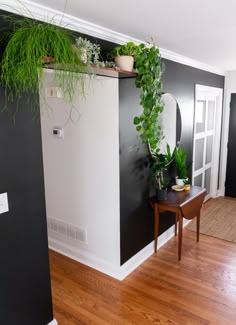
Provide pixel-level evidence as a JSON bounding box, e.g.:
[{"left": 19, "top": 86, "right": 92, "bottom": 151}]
[{"left": 156, "top": 186, "right": 206, "bottom": 208}]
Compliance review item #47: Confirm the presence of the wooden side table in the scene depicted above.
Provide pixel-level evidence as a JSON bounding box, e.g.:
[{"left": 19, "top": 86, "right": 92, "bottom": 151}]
[{"left": 150, "top": 186, "right": 206, "bottom": 260}]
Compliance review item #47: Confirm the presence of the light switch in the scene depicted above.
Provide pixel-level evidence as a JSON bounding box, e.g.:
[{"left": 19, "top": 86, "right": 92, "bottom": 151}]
[
  {"left": 45, "top": 87, "right": 63, "bottom": 98},
  {"left": 0, "top": 193, "right": 9, "bottom": 214},
  {"left": 52, "top": 127, "right": 64, "bottom": 138}
]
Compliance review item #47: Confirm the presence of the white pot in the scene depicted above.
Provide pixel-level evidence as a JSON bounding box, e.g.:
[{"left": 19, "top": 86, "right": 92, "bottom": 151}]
[
  {"left": 176, "top": 177, "right": 188, "bottom": 186},
  {"left": 115, "top": 56, "right": 134, "bottom": 72}
]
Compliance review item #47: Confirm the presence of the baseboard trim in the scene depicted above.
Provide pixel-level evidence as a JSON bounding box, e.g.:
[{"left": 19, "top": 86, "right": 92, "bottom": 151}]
[
  {"left": 49, "top": 219, "right": 191, "bottom": 281},
  {"left": 47, "top": 319, "right": 58, "bottom": 325},
  {"left": 48, "top": 237, "right": 121, "bottom": 279}
]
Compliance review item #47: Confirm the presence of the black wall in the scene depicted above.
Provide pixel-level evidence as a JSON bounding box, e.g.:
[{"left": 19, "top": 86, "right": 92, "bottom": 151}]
[
  {"left": 119, "top": 60, "right": 224, "bottom": 264},
  {"left": 0, "top": 13, "right": 53, "bottom": 324},
  {"left": 0, "top": 96, "right": 53, "bottom": 324}
]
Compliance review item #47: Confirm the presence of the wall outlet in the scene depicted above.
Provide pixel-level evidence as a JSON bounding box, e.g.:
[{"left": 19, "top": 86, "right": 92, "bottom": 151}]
[
  {"left": 45, "top": 87, "right": 63, "bottom": 98},
  {"left": 0, "top": 193, "right": 9, "bottom": 214}
]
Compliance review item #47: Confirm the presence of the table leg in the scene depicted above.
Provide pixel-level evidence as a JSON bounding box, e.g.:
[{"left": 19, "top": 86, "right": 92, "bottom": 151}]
[
  {"left": 175, "top": 213, "right": 177, "bottom": 236},
  {"left": 154, "top": 202, "right": 159, "bottom": 253},
  {"left": 178, "top": 210, "right": 183, "bottom": 261},
  {"left": 197, "top": 213, "right": 200, "bottom": 242}
]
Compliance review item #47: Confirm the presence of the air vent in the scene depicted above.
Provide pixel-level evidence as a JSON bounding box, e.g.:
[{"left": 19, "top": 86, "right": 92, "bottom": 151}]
[{"left": 47, "top": 217, "right": 88, "bottom": 244}]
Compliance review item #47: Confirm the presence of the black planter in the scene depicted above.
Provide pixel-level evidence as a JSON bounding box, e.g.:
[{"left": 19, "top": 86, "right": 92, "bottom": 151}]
[{"left": 156, "top": 188, "right": 167, "bottom": 201}]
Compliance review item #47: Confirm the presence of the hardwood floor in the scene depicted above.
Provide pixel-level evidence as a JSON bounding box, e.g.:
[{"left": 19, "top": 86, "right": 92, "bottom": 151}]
[{"left": 50, "top": 230, "right": 236, "bottom": 324}]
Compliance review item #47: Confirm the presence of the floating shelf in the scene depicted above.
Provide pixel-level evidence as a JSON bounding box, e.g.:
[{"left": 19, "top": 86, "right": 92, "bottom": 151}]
[
  {"left": 91, "top": 65, "right": 137, "bottom": 79},
  {"left": 44, "top": 64, "right": 137, "bottom": 79}
]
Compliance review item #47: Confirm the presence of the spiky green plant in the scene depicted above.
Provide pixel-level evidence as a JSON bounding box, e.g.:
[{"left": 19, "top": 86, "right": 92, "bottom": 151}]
[{"left": 0, "top": 16, "right": 89, "bottom": 113}]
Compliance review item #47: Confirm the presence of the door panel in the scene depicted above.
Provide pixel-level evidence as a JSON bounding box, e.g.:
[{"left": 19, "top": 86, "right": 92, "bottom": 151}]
[
  {"left": 193, "top": 85, "right": 223, "bottom": 200},
  {"left": 225, "top": 94, "right": 236, "bottom": 197}
]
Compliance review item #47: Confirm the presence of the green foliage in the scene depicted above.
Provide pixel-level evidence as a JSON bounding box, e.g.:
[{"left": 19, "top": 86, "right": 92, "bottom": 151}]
[
  {"left": 0, "top": 16, "right": 89, "bottom": 113},
  {"left": 75, "top": 37, "right": 116, "bottom": 68},
  {"left": 133, "top": 43, "right": 165, "bottom": 151},
  {"left": 109, "top": 42, "right": 140, "bottom": 58},
  {"left": 96, "top": 60, "right": 116, "bottom": 68},
  {"left": 175, "top": 146, "right": 189, "bottom": 179},
  {"left": 75, "top": 36, "right": 101, "bottom": 65},
  {"left": 165, "top": 143, "right": 177, "bottom": 166},
  {"left": 183, "top": 178, "right": 190, "bottom": 185},
  {"left": 149, "top": 144, "right": 175, "bottom": 189}
]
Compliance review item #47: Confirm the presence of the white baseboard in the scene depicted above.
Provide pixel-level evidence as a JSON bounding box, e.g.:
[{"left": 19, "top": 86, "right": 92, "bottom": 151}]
[
  {"left": 49, "top": 219, "right": 191, "bottom": 281},
  {"left": 47, "top": 319, "right": 58, "bottom": 325},
  {"left": 48, "top": 237, "right": 121, "bottom": 279}
]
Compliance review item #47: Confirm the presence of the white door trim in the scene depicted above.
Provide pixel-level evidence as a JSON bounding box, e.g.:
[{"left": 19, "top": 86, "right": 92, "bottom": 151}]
[
  {"left": 193, "top": 84, "right": 223, "bottom": 198},
  {"left": 220, "top": 89, "right": 232, "bottom": 196}
]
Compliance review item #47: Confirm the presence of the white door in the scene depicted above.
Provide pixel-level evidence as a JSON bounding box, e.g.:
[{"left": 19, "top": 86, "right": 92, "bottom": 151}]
[{"left": 192, "top": 85, "right": 223, "bottom": 200}]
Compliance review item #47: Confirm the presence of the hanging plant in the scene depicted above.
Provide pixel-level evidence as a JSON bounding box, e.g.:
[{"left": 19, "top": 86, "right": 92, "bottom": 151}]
[
  {"left": 133, "top": 43, "right": 165, "bottom": 151},
  {"left": 0, "top": 15, "right": 89, "bottom": 114}
]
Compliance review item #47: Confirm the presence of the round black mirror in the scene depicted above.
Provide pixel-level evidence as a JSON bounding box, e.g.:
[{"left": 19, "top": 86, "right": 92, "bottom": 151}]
[{"left": 158, "top": 93, "right": 182, "bottom": 154}]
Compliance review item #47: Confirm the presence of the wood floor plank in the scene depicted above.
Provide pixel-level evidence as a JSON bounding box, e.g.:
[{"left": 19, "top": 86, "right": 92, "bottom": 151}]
[{"left": 50, "top": 229, "right": 236, "bottom": 324}]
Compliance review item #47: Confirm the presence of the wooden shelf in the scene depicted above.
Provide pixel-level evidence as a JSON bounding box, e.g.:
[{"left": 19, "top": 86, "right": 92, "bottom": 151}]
[
  {"left": 44, "top": 64, "right": 137, "bottom": 79},
  {"left": 91, "top": 65, "right": 137, "bottom": 79}
]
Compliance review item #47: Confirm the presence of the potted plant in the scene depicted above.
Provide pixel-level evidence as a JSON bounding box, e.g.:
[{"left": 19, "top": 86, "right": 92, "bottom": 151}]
[
  {"left": 0, "top": 16, "right": 89, "bottom": 113},
  {"left": 175, "top": 146, "right": 189, "bottom": 186},
  {"left": 150, "top": 153, "right": 168, "bottom": 201},
  {"left": 133, "top": 42, "right": 165, "bottom": 151},
  {"left": 74, "top": 37, "right": 116, "bottom": 69},
  {"left": 183, "top": 179, "right": 191, "bottom": 191},
  {"left": 74, "top": 36, "right": 101, "bottom": 65},
  {"left": 109, "top": 41, "right": 139, "bottom": 71},
  {"left": 150, "top": 144, "right": 175, "bottom": 200}
]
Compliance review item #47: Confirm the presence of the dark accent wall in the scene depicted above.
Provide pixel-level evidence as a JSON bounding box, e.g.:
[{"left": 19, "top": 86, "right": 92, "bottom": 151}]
[
  {"left": 0, "top": 96, "right": 53, "bottom": 324},
  {"left": 0, "top": 13, "right": 53, "bottom": 325},
  {"left": 119, "top": 60, "right": 224, "bottom": 264}
]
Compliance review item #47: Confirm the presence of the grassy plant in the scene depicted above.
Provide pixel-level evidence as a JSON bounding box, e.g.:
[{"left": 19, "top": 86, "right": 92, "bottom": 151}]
[
  {"left": 0, "top": 15, "right": 89, "bottom": 114},
  {"left": 175, "top": 146, "right": 189, "bottom": 179}
]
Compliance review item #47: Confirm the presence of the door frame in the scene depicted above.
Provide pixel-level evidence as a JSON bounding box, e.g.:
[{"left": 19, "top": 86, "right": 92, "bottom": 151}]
[
  {"left": 193, "top": 84, "right": 223, "bottom": 198},
  {"left": 220, "top": 90, "right": 236, "bottom": 196}
]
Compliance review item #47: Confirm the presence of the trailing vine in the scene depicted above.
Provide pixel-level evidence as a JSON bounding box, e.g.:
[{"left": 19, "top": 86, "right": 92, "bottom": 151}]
[
  {"left": 0, "top": 17, "right": 89, "bottom": 111},
  {"left": 133, "top": 43, "right": 165, "bottom": 151}
]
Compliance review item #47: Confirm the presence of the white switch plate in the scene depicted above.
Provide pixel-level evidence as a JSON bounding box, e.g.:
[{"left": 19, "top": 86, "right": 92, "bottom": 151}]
[
  {"left": 45, "top": 87, "right": 63, "bottom": 98},
  {"left": 0, "top": 193, "right": 9, "bottom": 214}
]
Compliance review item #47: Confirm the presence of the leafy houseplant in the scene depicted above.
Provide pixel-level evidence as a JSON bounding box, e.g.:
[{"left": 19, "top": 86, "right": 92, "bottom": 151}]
[
  {"left": 75, "top": 37, "right": 116, "bottom": 69},
  {"left": 0, "top": 16, "right": 89, "bottom": 114},
  {"left": 109, "top": 42, "right": 139, "bottom": 71},
  {"left": 175, "top": 146, "right": 189, "bottom": 185},
  {"left": 74, "top": 36, "right": 101, "bottom": 65},
  {"left": 183, "top": 178, "right": 191, "bottom": 191},
  {"left": 133, "top": 43, "right": 165, "bottom": 151},
  {"left": 150, "top": 144, "right": 175, "bottom": 200}
]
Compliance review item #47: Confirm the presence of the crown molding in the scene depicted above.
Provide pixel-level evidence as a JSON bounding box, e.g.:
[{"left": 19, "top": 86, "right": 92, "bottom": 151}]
[
  {"left": 160, "top": 48, "right": 225, "bottom": 76},
  {"left": 0, "top": 0, "right": 225, "bottom": 76}
]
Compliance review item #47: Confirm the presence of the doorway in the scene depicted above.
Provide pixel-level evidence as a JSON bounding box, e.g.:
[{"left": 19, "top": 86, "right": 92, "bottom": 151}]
[
  {"left": 192, "top": 85, "right": 223, "bottom": 200},
  {"left": 225, "top": 94, "right": 236, "bottom": 197}
]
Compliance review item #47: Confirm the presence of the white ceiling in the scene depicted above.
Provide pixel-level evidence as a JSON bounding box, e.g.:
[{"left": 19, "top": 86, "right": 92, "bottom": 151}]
[{"left": 22, "top": 0, "right": 236, "bottom": 73}]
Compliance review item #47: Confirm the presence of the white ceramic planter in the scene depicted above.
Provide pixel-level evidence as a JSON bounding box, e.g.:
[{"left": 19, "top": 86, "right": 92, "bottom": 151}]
[
  {"left": 176, "top": 177, "right": 188, "bottom": 186},
  {"left": 115, "top": 56, "right": 134, "bottom": 72}
]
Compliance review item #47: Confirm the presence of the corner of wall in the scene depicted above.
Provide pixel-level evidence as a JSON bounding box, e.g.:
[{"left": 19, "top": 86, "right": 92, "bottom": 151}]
[{"left": 48, "top": 319, "right": 58, "bottom": 325}]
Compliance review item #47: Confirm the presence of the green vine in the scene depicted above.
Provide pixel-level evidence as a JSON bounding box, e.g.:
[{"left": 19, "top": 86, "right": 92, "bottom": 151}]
[{"left": 134, "top": 43, "right": 165, "bottom": 151}]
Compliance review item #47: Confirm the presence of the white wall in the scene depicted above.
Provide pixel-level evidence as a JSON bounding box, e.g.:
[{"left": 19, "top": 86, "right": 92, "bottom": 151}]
[
  {"left": 40, "top": 71, "right": 120, "bottom": 275},
  {"left": 220, "top": 71, "right": 236, "bottom": 195}
]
